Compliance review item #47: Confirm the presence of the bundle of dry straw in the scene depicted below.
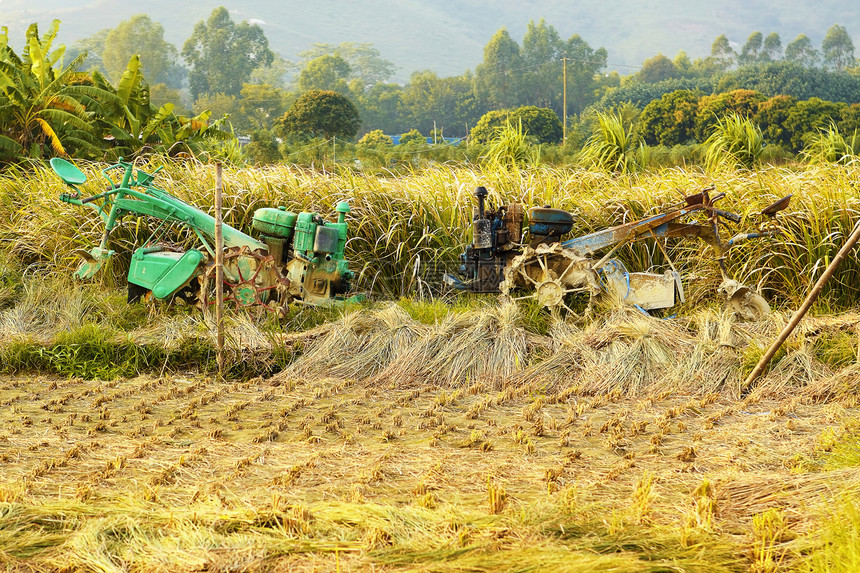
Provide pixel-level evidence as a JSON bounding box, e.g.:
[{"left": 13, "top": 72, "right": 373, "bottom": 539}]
[{"left": 273, "top": 304, "right": 860, "bottom": 400}]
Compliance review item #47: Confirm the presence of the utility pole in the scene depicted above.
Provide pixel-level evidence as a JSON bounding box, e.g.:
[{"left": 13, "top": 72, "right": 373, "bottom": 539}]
[{"left": 561, "top": 57, "right": 568, "bottom": 145}]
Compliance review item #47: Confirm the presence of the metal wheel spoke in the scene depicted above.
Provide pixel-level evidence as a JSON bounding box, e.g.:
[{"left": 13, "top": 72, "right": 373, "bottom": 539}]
[
  {"left": 559, "top": 259, "right": 578, "bottom": 280},
  {"left": 538, "top": 255, "right": 549, "bottom": 275},
  {"left": 235, "top": 264, "right": 247, "bottom": 282},
  {"left": 247, "top": 260, "right": 266, "bottom": 283},
  {"left": 511, "top": 294, "right": 536, "bottom": 302},
  {"left": 518, "top": 268, "right": 539, "bottom": 285}
]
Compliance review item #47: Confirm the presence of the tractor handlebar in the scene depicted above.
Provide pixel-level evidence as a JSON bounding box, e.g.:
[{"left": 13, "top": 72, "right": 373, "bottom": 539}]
[
  {"left": 710, "top": 208, "right": 741, "bottom": 223},
  {"left": 99, "top": 158, "right": 162, "bottom": 190}
]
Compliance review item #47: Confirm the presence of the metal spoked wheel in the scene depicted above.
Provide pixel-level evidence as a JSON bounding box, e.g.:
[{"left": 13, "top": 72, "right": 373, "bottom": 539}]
[
  {"left": 198, "top": 247, "right": 289, "bottom": 316},
  {"left": 500, "top": 243, "right": 601, "bottom": 315}
]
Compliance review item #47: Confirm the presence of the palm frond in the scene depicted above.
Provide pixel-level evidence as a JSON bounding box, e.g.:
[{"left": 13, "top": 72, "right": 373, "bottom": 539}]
[
  {"left": 34, "top": 117, "right": 66, "bottom": 156},
  {"left": 0, "top": 133, "right": 22, "bottom": 156},
  {"left": 35, "top": 108, "right": 92, "bottom": 132}
]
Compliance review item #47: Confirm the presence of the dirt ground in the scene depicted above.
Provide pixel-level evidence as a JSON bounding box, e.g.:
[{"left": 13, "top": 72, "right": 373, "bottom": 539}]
[{"left": 1, "top": 371, "right": 858, "bottom": 571}]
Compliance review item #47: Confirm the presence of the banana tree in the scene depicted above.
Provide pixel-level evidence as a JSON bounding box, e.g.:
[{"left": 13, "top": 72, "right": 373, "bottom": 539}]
[
  {"left": 93, "top": 54, "right": 231, "bottom": 158},
  {"left": 0, "top": 21, "right": 107, "bottom": 161}
]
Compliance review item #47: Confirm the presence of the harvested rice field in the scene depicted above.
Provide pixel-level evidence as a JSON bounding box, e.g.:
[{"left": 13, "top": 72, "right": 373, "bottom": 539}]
[
  {"left": 2, "top": 304, "right": 859, "bottom": 572},
  {"left": 3, "top": 162, "right": 860, "bottom": 570}
]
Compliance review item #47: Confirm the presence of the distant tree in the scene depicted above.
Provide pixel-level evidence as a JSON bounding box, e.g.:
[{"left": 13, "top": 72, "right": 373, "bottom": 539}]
[
  {"left": 633, "top": 54, "right": 680, "bottom": 83},
  {"left": 182, "top": 6, "right": 274, "bottom": 100},
  {"left": 358, "top": 129, "right": 393, "bottom": 146},
  {"left": 149, "top": 84, "right": 185, "bottom": 111},
  {"left": 298, "top": 54, "right": 351, "bottom": 94},
  {"left": 738, "top": 32, "right": 764, "bottom": 66},
  {"left": 673, "top": 51, "right": 696, "bottom": 77},
  {"left": 785, "top": 34, "right": 820, "bottom": 67},
  {"left": 470, "top": 110, "right": 510, "bottom": 143},
  {"left": 239, "top": 83, "right": 291, "bottom": 131},
  {"left": 249, "top": 55, "right": 295, "bottom": 88},
  {"left": 762, "top": 33, "right": 783, "bottom": 62},
  {"left": 194, "top": 92, "right": 242, "bottom": 129},
  {"left": 783, "top": 97, "right": 845, "bottom": 150},
  {"left": 639, "top": 89, "right": 701, "bottom": 146},
  {"left": 244, "top": 129, "right": 281, "bottom": 164},
  {"left": 66, "top": 29, "right": 109, "bottom": 75},
  {"left": 711, "top": 34, "right": 736, "bottom": 70},
  {"left": 821, "top": 24, "right": 856, "bottom": 71},
  {"left": 838, "top": 103, "right": 860, "bottom": 136},
  {"left": 398, "top": 128, "right": 425, "bottom": 145},
  {"left": 689, "top": 54, "right": 728, "bottom": 77},
  {"left": 397, "top": 71, "right": 479, "bottom": 137},
  {"left": 597, "top": 78, "right": 713, "bottom": 109},
  {"left": 694, "top": 89, "right": 766, "bottom": 142},
  {"left": 520, "top": 19, "right": 564, "bottom": 109},
  {"left": 562, "top": 35, "right": 608, "bottom": 115},
  {"left": 102, "top": 15, "right": 184, "bottom": 88},
  {"left": 753, "top": 94, "right": 797, "bottom": 148},
  {"left": 512, "top": 106, "right": 563, "bottom": 143},
  {"left": 470, "top": 106, "right": 562, "bottom": 144},
  {"left": 278, "top": 90, "right": 360, "bottom": 140},
  {"left": 299, "top": 42, "right": 396, "bottom": 85},
  {"left": 353, "top": 83, "right": 404, "bottom": 135},
  {"left": 715, "top": 62, "right": 860, "bottom": 102},
  {"left": 474, "top": 29, "right": 523, "bottom": 109}
]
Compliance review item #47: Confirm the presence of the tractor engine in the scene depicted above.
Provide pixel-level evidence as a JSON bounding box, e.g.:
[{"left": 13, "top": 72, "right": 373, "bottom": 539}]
[
  {"left": 251, "top": 202, "right": 353, "bottom": 305},
  {"left": 448, "top": 186, "right": 524, "bottom": 293}
]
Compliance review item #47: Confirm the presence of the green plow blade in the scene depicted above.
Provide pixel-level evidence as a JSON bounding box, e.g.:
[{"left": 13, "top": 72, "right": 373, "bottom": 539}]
[{"left": 74, "top": 247, "right": 115, "bottom": 280}]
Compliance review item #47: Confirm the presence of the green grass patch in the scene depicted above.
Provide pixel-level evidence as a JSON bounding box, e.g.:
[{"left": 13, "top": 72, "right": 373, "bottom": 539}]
[
  {"left": 800, "top": 496, "right": 860, "bottom": 572},
  {"left": 812, "top": 330, "right": 857, "bottom": 369}
]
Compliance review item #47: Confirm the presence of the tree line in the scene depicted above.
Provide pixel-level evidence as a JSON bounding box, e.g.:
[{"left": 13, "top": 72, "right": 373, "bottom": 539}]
[{"left": 1, "top": 7, "right": 859, "bottom": 165}]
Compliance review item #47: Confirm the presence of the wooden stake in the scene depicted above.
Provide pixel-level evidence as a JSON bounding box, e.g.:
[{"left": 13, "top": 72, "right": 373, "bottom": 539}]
[
  {"left": 215, "top": 163, "right": 225, "bottom": 377},
  {"left": 742, "top": 219, "right": 860, "bottom": 392}
]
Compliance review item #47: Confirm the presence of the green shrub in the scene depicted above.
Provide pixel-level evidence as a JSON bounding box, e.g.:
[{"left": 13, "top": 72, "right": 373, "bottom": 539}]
[
  {"left": 399, "top": 129, "right": 426, "bottom": 146},
  {"left": 359, "top": 129, "right": 394, "bottom": 146}
]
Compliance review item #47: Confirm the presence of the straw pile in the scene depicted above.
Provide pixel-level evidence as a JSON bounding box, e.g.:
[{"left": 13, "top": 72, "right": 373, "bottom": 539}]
[
  {"left": 271, "top": 304, "right": 860, "bottom": 400},
  {"left": 281, "top": 302, "right": 545, "bottom": 387}
]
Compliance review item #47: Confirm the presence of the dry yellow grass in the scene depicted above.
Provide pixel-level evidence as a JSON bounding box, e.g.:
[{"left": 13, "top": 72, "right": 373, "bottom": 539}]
[{"left": 1, "top": 321, "right": 858, "bottom": 571}]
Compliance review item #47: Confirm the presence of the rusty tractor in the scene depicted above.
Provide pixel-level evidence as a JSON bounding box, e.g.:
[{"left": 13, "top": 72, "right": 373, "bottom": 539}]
[{"left": 444, "top": 186, "right": 791, "bottom": 319}]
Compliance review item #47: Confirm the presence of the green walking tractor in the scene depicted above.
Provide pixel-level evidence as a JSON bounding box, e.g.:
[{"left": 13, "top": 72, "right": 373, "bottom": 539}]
[{"left": 51, "top": 157, "right": 355, "bottom": 313}]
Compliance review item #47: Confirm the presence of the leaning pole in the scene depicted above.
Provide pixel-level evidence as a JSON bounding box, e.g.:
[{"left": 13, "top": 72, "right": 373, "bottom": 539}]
[{"left": 742, "top": 219, "right": 860, "bottom": 392}]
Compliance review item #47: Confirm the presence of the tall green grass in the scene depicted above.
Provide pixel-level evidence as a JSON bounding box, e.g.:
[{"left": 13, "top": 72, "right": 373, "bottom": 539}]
[
  {"left": 577, "top": 111, "right": 642, "bottom": 174},
  {"left": 802, "top": 121, "right": 860, "bottom": 166},
  {"left": 703, "top": 114, "right": 767, "bottom": 170},
  {"left": 2, "top": 159, "right": 859, "bottom": 310}
]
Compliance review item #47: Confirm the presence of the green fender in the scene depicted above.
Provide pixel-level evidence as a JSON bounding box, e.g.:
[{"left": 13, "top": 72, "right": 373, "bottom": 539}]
[{"left": 129, "top": 248, "right": 204, "bottom": 299}]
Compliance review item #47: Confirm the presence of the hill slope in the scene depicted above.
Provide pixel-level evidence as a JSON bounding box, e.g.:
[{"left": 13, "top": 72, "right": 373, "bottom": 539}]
[{"left": 3, "top": 0, "right": 858, "bottom": 82}]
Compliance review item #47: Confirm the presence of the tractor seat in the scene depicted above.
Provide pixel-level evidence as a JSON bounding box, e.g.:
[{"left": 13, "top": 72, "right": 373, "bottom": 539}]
[{"left": 50, "top": 157, "right": 87, "bottom": 187}]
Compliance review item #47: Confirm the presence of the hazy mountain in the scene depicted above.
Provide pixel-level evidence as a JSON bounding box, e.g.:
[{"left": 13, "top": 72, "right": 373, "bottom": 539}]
[{"left": 2, "top": 0, "right": 858, "bottom": 82}]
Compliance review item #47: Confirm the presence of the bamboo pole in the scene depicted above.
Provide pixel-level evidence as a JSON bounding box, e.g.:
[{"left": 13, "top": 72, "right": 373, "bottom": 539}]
[
  {"left": 215, "top": 163, "right": 225, "bottom": 377},
  {"left": 742, "top": 219, "right": 860, "bottom": 392}
]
